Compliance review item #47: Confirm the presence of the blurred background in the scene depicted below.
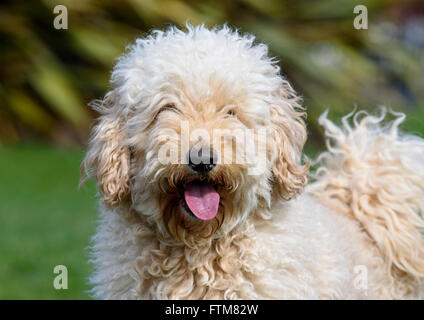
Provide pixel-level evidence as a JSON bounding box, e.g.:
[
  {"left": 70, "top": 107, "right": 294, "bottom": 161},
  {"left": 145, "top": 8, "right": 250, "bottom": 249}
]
[{"left": 0, "top": 0, "right": 423, "bottom": 299}]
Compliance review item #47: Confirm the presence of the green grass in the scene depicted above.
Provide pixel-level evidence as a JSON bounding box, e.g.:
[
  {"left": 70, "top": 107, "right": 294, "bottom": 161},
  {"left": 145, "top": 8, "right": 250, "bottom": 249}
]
[{"left": 0, "top": 143, "right": 97, "bottom": 299}]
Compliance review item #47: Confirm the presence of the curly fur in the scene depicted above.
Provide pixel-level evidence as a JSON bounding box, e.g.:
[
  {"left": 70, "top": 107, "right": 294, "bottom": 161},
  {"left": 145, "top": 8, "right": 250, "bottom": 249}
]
[
  {"left": 82, "top": 25, "right": 424, "bottom": 299},
  {"left": 309, "top": 109, "right": 424, "bottom": 297}
]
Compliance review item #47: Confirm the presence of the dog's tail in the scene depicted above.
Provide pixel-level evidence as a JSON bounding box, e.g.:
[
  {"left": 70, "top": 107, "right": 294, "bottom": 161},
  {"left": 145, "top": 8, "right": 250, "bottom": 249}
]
[{"left": 310, "top": 108, "right": 424, "bottom": 283}]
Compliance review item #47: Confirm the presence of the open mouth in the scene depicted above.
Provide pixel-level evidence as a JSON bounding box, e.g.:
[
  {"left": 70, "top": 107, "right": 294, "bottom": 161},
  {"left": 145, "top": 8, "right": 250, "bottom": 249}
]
[{"left": 180, "top": 180, "right": 220, "bottom": 221}]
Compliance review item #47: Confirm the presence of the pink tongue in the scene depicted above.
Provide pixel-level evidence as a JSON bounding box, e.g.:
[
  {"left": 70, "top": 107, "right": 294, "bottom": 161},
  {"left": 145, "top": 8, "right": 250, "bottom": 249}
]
[{"left": 184, "top": 181, "right": 220, "bottom": 220}]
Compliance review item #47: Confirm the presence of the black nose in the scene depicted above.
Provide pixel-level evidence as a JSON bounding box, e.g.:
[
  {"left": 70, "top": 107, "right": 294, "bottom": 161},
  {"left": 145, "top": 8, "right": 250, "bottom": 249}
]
[{"left": 188, "top": 147, "right": 217, "bottom": 173}]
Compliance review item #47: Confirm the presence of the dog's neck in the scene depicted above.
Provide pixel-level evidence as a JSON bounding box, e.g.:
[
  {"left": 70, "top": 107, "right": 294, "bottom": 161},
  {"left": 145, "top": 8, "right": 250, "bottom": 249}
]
[{"left": 119, "top": 205, "right": 266, "bottom": 299}]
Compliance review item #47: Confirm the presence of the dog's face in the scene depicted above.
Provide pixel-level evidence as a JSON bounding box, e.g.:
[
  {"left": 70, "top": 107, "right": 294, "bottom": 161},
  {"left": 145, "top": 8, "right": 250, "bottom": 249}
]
[{"left": 82, "top": 26, "right": 308, "bottom": 246}]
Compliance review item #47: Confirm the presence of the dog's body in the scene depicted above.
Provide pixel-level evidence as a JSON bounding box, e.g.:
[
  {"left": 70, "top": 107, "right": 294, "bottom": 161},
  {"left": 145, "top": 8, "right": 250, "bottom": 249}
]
[
  {"left": 83, "top": 25, "right": 424, "bottom": 299},
  {"left": 90, "top": 191, "right": 397, "bottom": 299}
]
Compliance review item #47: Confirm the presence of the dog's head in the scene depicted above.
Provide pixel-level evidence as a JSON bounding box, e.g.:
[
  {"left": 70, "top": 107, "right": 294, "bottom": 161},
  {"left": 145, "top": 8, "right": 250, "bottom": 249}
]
[{"left": 82, "top": 26, "right": 308, "bottom": 246}]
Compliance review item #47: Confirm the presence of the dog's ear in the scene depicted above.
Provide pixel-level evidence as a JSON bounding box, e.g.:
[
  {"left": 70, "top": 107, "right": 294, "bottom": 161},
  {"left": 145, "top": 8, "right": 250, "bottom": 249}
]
[
  {"left": 269, "top": 85, "right": 309, "bottom": 200},
  {"left": 81, "top": 92, "right": 130, "bottom": 208}
]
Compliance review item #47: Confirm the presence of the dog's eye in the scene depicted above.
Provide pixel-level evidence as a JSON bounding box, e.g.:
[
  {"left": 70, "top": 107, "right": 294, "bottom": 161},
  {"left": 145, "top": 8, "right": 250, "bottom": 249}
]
[
  {"left": 227, "top": 110, "right": 236, "bottom": 117},
  {"left": 151, "top": 104, "right": 180, "bottom": 124},
  {"left": 160, "top": 104, "right": 179, "bottom": 113},
  {"left": 155, "top": 104, "right": 180, "bottom": 119}
]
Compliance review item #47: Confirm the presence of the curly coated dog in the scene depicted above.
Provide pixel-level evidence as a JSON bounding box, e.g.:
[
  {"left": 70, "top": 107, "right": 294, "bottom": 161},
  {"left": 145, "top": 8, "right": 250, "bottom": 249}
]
[{"left": 82, "top": 25, "right": 424, "bottom": 299}]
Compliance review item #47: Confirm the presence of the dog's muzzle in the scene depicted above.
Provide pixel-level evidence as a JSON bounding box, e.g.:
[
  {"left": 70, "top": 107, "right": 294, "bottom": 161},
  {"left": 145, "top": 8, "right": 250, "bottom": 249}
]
[{"left": 187, "top": 147, "right": 218, "bottom": 173}]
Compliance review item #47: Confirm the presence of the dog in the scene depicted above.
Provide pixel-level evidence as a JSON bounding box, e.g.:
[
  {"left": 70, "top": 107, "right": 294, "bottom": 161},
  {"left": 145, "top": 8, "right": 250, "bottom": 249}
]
[{"left": 82, "top": 25, "right": 424, "bottom": 299}]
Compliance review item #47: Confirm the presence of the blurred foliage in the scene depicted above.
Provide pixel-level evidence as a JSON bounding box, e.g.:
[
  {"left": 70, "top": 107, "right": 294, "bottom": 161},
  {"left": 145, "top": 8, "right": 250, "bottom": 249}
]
[{"left": 0, "top": 0, "right": 424, "bottom": 146}]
